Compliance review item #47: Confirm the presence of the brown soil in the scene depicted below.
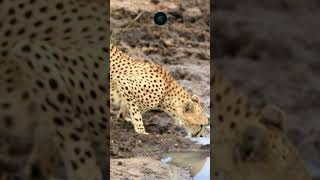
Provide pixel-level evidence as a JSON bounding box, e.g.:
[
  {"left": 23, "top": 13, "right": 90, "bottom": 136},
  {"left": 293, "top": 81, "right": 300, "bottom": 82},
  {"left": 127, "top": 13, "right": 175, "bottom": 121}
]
[
  {"left": 110, "top": 157, "right": 192, "bottom": 180},
  {"left": 110, "top": 0, "right": 210, "bottom": 159},
  {"left": 110, "top": 112, "right": 208, "bottom": 158}
]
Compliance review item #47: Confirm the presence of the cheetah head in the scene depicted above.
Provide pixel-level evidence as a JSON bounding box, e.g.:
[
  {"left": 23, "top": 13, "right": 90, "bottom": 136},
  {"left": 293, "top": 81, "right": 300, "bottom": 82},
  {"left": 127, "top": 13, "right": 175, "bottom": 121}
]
[
  {"left": 174, "top": 95, "right": 208, "bottom": 137},
  {"left": 213, "top": 104, "right": 311, "bottom": 180}
]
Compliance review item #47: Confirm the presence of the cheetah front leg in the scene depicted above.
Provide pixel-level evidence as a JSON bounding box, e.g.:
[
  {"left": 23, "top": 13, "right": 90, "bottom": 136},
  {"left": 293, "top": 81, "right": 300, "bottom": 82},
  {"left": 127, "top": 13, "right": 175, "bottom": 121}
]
[
  {"left": 116, "top": 100, "right": 131, "bottom": 122},
  {"left": 114, "top": 79, "right": 148, "bottom": 134},
  {"left": 110, "top": 85, "right": 130, "bottom": 121},
  {"left": 126, "top": 102, "right": 149, "bottom": 135}
]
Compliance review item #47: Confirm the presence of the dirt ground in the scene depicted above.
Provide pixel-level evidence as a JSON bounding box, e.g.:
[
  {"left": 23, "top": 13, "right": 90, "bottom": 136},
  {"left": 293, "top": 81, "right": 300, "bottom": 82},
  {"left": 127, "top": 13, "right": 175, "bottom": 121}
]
[
  {"left": 214, "top": 0, "right": 320, "bottom": 178},
  {"left": 110, "top": 157, "right": 192, "bottom": 180},
  {"left": 110, "top": 0, "right": 210, "bottom": 160}
]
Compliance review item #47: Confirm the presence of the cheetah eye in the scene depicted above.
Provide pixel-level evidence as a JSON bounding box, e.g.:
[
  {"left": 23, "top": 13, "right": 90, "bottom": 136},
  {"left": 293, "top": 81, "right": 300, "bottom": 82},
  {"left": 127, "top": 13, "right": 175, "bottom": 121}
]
[
  {"left": 191, "top": 95, "right": 200, "bottom": 103},
  {"left": 184, "top": 101, "right": 194, "bottom": 113}
]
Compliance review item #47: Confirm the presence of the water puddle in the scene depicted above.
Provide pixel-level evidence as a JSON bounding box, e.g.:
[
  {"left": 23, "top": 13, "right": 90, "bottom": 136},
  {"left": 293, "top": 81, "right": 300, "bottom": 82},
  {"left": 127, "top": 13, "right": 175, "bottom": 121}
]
[
  {"left": 190, "top": 136, "right": 210, "bottom": 145},
  {"left": 161, "top": 151, "right": 210, "bottom": 179},
  {"left": 161, "top": 126, "right": 210, "bottom": 179}
]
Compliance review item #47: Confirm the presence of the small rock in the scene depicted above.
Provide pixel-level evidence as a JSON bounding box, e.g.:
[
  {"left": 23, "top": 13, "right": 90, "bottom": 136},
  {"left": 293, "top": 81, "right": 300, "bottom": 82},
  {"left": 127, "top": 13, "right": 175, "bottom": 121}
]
[
  {"left": 164, "top": 39, "right": 174, "bottom": 47},
  {"left": 118, "top": 161, "right": 122, "bottom": 166},
  {"left": 185, "top": 7, "right": 202, "bottom": 19}
]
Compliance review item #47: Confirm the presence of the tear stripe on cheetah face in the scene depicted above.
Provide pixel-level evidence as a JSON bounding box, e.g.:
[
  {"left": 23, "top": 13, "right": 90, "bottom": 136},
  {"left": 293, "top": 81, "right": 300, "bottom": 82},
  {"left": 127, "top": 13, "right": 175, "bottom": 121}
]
[
  {"left": 211, "top": 65, "right": 311, "bottom": 180},
  {"left": 110, "top": 45, "right": 208, "bottom": 136}
]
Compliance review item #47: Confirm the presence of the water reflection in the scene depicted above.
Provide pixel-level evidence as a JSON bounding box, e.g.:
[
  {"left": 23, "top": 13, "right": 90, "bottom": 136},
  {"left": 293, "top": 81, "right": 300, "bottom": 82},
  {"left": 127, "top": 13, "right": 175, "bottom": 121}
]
[{"left": 161, "top": 151, "right": 210, "bottom": 180}]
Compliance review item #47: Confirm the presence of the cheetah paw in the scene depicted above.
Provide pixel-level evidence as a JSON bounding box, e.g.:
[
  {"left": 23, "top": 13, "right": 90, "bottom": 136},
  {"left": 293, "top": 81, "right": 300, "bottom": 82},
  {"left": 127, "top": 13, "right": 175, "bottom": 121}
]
[
  {"left": 136, "top": 130, "right": 149, "bottom": 135},
  {"left": 141, "top": 132, "right": 149, "bottom": 135}
]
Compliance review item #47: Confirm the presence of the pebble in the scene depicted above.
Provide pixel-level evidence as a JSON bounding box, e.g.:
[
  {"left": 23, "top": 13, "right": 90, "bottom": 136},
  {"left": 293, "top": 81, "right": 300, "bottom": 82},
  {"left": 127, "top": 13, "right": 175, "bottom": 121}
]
[{"left": 185, "top": 7, "right": 202, "bottom": 19}]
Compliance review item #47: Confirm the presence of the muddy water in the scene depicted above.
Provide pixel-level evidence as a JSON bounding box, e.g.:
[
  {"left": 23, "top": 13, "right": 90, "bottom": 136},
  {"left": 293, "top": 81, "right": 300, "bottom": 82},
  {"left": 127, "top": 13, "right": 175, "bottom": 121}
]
[
  {"left": 161, "top": 151, "right": 210, "bottom": 179},
  {"left": 193, "top": 157, "right": 210, "bottom": 180},
  {"left": 161, "top": 127, "right": 210, "bottom": 180}
]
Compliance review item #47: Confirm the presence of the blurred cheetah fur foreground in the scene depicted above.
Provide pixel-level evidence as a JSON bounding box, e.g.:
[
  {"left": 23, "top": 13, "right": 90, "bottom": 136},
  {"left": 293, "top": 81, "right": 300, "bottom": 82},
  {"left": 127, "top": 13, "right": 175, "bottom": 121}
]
[{"left": 0, "top": 0, "right": 108, "bottom": 179}]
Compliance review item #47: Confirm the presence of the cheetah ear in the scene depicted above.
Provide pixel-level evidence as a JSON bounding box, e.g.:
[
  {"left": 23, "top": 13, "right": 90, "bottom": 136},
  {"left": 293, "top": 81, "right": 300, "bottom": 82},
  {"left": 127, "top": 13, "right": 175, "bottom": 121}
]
[
  {"left": 185, "top": 101, "right": 194, "bottom": 113},
  {"left": 191, "top": 95, "right": 200, "bottom": 103},
  {"left": 260, "top": 104, "right": 286, "bottom": 131}
]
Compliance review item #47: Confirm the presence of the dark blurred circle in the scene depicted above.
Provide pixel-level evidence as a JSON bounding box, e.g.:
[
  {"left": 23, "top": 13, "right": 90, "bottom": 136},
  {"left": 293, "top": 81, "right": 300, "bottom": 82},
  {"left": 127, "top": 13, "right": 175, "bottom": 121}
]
[{"left": 154, "top": 12, "right": 167, "bottom": 26}]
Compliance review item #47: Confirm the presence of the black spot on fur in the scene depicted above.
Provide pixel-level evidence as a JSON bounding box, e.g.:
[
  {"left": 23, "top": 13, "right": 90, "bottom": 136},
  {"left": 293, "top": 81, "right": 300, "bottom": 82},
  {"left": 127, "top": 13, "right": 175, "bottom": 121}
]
[
  {"left": 53, "top": 117, "right": 64, "bottom": 126},
  {"left": 70, "top": 133, "right": 80, "bottom": 141},
  {"left": 30, "top": 164, "right": 41, "bottom": 178},
  {"left": 48, "top": 78, "right": 58, "bottom": 89}
]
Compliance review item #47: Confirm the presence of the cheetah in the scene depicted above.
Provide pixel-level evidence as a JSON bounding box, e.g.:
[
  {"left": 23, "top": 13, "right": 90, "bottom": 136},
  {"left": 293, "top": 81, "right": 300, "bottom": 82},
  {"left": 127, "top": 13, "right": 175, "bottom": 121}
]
[
  {"left": 0, "top": 0, "right": 108, "bottom": 179},
  {"left": 110, "top": 45, "right": 208, "bottom": 137},
  {"left": 211, "top": 65, "right": 312, "bottom": 180}
]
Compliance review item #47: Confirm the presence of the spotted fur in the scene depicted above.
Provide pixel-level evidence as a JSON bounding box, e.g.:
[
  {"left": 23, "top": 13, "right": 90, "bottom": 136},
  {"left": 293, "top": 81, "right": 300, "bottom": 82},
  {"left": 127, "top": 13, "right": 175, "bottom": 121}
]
[
  {"left": 0, "top": 0, "right": 108, "bottom": 179},
  {"left": 212, "top": 65, "right": 311, "bottom": 180}
]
